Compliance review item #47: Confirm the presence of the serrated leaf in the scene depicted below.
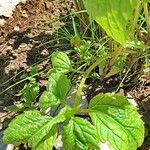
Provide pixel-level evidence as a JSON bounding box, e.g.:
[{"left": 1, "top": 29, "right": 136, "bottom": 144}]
[
  {"left": 62, "top": 117, "right": 99, "bottom": 150},
  {"left": 51, "top": 51, "right": 72, "bottom": 73},
  {"left": 3, "top": 107, "right": 69, "bottom": 149},
  {"left": 35, "top": 125, "right": 57, "bottom": 150},
  {"left": 3, "top": 110, "right": 53, "bottom": 146},
  {"left": 40, "top": 73, "right": 71, "bottom": 109},
  {"left": 84, "top": 0, "right": 137, "bottom": 46},
  {"left": 47, "top": 73, "right": 71, "bottom": 100},
  {"left": 89, "top": 93, "right": 145, "bottom": 150},
  {"left": 28, "top": 107, "right": 68, "bottom": 148},
  {"left": 39, "top": 91, "right": 61, "bottom": 109}
]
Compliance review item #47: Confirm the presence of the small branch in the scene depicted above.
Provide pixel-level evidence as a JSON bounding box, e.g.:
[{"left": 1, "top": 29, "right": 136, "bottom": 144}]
[{"left": 73, "top": 56, "right": 109, "bottom": 108}]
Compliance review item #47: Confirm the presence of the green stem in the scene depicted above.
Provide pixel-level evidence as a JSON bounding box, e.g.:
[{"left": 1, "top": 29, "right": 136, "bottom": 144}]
[
  {"left": 144, "top": 2, "right": 150, "bottom": 35},
  {"left": 0, "top": 69, "right": 47, "bottom": 95},
  {"left": 71, "top": 68, "right": 85, "bottom": 74},
  {"left": 116, "top": 53, "right": 150, "bottom": 92},
  {"left": 131, "top": 0, "right": 141, "bottom": 34},
  {"left": 73, "top": 56, "right": 109, "bottom": 108}
]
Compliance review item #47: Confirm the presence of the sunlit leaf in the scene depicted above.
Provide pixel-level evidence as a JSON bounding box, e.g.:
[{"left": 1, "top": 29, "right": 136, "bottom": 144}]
[{"left": 89, "top": 93, "right": 145, "bottom": 150}]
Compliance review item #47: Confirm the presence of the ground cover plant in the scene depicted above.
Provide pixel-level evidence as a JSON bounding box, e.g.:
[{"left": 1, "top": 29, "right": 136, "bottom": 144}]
[{"left": 2, "top": 0, "right": 150, "bottom": 149}]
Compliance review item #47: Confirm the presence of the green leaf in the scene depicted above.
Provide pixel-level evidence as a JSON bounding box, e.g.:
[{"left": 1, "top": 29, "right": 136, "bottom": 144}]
[
  {"left": 30, "top": 66, "right": 38, "bottom": 76},
  {"left": 51, "top": 51, "right": 72, "bottom": 73},
  {"left": 126, "top": 38, "right": 150, "bottom": 49},
  {"left": 47, "top": 73, "right": 71, "bottom": 100},
  {"left": 3, "top": 107, "right": 69, "bottom": 149},
  {"left": 84, "top": 0, "right": 137, "bottom": 46},
  {"left": 143, "top": 0, "right": 150, "bottom": 2},
  {"left": 39, "top": 91, "right": 60, "bottom": 109},
  {"left": 29, "top": 106, "right": 68, "bottom": 148},
  {"left": 3, "top": 111, "right": 54, "bottom": 147},
  {"left": 18, "top": 78, "right": 39, "bottom": 105},
  {"left": 89, "top": 93, "right": 145, "bottom": 150},
  {"left": 106, "top": 66, "right": 121, "bottom": 78},
  {"left": 5, "top": 103, "right": 25, "bottom": 112},
  {"left": 40, "top": 73, "right": 71, "bottom": 109},
  {"left": 62, "top": 117, "right": 99, "bottom": 150},
  {"left": 35, "top": 125, "right": 57, "bottom": 150}
]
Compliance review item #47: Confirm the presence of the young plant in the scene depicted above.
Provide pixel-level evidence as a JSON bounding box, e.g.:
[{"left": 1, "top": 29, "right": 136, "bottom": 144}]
[
  {"left": 3, "top": 0, "right": 148, "bottom": 149},
  {"left": 3, "top": 51, "right": 144, "bottom": 150},
  {"left": 5, "top": 66, "right": 39, "bottom": 112}
]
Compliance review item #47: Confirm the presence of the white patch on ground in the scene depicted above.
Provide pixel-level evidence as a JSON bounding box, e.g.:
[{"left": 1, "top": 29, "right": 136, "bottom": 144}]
[
  {"left": 54, "top": 135, "right": 63, "bottom": 150},
  {"left": 127, "top": 93, "right": 138, "bottom": 107},
  {"left": 0, "top": 0, "right": 22, "bottom": 17},
  {"left": 0, "top": 131, "right": 14, "bottom": 150}
]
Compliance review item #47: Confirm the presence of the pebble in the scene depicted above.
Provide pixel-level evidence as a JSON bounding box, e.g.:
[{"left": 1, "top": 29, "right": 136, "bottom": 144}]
[
  {"left": 45, "top": 2, "right": 53, "bottom": 10},
  {"left": 0, "top": 18, "right": 6, "bottom": 26},
  {"left": 13, "top": 26, "right": 20, "bottom": 31}
]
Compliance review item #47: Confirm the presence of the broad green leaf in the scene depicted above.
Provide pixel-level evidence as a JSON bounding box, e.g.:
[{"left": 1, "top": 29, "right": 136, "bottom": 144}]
[
  {"left": 84, "top": 0, "right": 137, "bottom": 46},
  {"left": 51, "top": 51, "right": 72, "bottom": 73},
  {"left": 89, "top": 93, "right": 145, "bottom": 150},
  {"left": 40, "top": 73, "right": 70, "bottom": 109},
  {"left": 47, "top": 73, "right": 71, "bottom": 100},
  {"left": 35, "top": 125, "right": 57, "bottom": 150},
  {"left": 3, "top": 107, "right": 69, "bottom": 149},
  {"left": 29, "top": 106, "right": 68, "bottom": 148},
  {"left": 3, "top": 111, "right": 54, "bottom": 147},
  {"left": 62, "top": 117, "right": 99, "bottom": 150},
  {"left": 39, "top": 91, "right": 60, "bottom": 109}
]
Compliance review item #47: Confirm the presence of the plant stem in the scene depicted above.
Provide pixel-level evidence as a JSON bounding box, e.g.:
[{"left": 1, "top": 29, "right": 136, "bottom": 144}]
[
  {"left": 71, "top": 68, "right": 85, "bottom": 74},
  {"left": 0, "top": 69, "right": 47, "bottom": 95},
  {"left": 74, "top": 0, "right": 90, "bottom": 36},
  {"left": 131, "top": 0, "right": 141, "bottom": 34},
  {"left": 73, "top": 56, "right": 109, "bottom": 108},
  {"left": 144, "top": 2, "right": 150, "bottom": 35},
  {"left": 116, "top": 53, "right": 150, "bottom": 92}
]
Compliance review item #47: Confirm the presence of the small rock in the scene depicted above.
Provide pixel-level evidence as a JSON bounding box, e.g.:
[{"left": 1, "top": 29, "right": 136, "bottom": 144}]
[
  {"left": 21, "top": 10, "right": 28, "bottom": 18},
  {"left": 8, "top": 39, "right": 15, "bottom": 45},
  {"left": 0, "top": 18, "right": 6, "bottom": 26},
  {"left": 19, "top": 43, "right": 27, "bottom": 48},
  {"left": 41, "top": 49, "right": 49, "bottom": 56},
  {"left": 45, "top": 2, "right": 53, "bottom": 10},
  {"left": 14, "top": 26, "right": 20, "bottom": 31}
]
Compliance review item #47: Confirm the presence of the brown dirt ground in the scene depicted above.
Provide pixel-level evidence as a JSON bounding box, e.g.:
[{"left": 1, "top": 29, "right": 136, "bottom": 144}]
[
  {"left": 0, "top": 0, "right": 150, "bottom": 150},
  {"left": 0, "top": 0, "right": 74, "bottom": 105}
]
